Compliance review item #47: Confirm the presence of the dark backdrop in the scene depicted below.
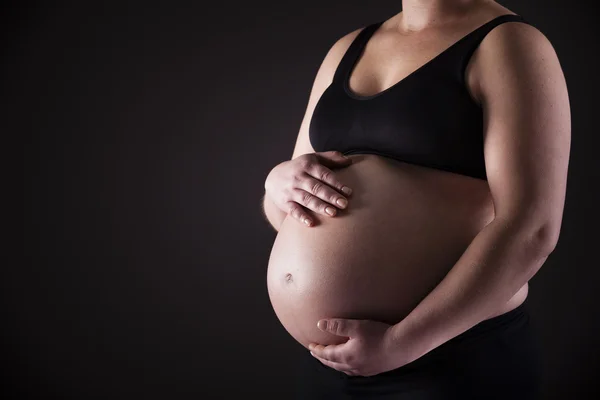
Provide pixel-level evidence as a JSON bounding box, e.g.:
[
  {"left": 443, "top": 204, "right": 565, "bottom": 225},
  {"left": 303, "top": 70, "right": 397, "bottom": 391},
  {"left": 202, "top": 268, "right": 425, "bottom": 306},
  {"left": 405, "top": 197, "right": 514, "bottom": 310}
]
[{"left": 13, "top": 0, "right": 598, "bottom": 398}]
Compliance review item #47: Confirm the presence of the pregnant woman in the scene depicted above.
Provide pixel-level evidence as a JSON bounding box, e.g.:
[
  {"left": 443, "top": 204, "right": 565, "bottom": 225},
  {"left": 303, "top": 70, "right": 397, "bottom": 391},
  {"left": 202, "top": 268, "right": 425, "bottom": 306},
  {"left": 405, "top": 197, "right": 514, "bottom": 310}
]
[{"left": 261, "top": 0, "right": 570, "bottom": 398}]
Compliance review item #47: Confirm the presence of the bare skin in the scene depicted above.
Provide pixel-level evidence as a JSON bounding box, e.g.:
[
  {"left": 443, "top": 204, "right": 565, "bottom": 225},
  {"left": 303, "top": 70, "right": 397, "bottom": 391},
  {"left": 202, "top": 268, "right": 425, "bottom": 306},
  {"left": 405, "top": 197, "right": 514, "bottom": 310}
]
[
  {"left": 267, "top": 152, "right": 528, "bottom": 348},
  {"left": 266, "top": 0, "right": 569, "bottom": 351}
]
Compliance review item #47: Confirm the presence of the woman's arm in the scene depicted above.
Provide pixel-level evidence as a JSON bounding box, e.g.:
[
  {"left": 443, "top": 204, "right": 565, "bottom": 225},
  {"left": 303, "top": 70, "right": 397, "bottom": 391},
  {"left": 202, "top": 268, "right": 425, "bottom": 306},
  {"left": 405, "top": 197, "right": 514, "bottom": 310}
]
[
  {"left": 390, "top": 20, "right": 571, "bottom": 363},
  {"left": 261, "top": 27, "right": 365, "bottom": 232}
]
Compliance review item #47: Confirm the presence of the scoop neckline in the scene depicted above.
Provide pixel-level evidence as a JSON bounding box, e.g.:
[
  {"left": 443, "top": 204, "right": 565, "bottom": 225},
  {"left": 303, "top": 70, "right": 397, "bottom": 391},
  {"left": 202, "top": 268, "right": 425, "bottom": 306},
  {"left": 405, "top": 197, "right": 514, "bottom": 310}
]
[{"left": 343, "top": 13, "right": 523, "bottom": 101}]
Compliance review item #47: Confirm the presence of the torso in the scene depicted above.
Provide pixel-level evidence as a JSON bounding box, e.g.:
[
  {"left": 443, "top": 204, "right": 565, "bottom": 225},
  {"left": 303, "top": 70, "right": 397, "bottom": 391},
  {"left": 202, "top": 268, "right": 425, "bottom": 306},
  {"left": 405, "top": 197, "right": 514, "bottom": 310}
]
[
  {"left": 267, "top": 155, "right": 528, "bottom": 348},
  {"left": 267, "top": 3, "right": 529, "bottom": 350}
]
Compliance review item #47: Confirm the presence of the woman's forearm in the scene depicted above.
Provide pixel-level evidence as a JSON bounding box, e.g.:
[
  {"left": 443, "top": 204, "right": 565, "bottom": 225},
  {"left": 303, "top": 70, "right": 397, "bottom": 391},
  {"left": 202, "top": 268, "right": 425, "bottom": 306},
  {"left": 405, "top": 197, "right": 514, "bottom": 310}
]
[
  {"left": 261, "top": 192, "right": 287, "bottom": 232},
  {"left": 390, "top": 216, "right": 556, "bottom": 365}
]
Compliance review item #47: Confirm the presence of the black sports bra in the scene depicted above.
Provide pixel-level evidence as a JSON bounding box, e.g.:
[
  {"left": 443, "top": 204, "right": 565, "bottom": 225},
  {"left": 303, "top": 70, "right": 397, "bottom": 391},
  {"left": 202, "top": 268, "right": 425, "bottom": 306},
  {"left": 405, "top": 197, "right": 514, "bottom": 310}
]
[{"left": 309, "top": 14, "right": 532, "bottom": 181}]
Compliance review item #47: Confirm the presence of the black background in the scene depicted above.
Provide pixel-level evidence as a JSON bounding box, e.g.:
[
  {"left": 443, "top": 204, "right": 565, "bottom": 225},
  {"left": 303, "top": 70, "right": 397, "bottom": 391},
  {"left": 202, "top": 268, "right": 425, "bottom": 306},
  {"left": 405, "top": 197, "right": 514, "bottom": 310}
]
[{"left": 12, "top": 0, "right": 599, "bottom": 398}]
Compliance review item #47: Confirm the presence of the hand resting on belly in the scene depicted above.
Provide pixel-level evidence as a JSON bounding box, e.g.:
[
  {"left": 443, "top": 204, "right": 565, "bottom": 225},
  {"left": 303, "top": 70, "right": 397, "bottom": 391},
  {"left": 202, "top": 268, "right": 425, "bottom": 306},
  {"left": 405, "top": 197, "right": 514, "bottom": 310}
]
[{"left": 266, "top": 153, "right": 495, "bottom": 349}]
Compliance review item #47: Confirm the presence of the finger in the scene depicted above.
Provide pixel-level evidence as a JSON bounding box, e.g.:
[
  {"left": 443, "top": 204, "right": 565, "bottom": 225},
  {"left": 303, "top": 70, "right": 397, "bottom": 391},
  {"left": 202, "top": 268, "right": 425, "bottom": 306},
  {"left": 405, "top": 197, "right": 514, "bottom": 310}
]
[
  {"left": 317, "top": 318, "right": 361, "bottom": 338},
  {"left": 304, "top": 161, "right": 353, "bottom": 198},
  {"left": 285, "top": 201, "right": 315, "bottom": 227},
  {"left": 297, "top": 174, "right": 350, "bottom": 212},
  {"left": 310, "top": 351, "right": 354, "bottom": 373},
  {"left": 291, "top": 187, "right": 346, "bottom": 220},
  {"left": 308, "top": 342, "right": 347, "bottom": 364},
  {"left": 297, "top": 153, "right": 353, "bottom": 197}
]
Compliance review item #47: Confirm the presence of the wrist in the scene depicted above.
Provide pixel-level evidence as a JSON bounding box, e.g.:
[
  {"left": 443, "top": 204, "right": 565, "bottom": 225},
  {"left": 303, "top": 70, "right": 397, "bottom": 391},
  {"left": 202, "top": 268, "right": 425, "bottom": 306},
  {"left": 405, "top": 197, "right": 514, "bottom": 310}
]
[{"left": 388, "top": 318, "right": 429, "bottom": 365}]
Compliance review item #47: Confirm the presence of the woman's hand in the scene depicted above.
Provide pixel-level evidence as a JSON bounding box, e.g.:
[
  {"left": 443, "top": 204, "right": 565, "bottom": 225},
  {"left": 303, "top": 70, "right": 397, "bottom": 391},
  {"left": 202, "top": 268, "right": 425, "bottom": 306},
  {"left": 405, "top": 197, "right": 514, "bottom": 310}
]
[
  {"left": 308, "top": 318, "right": 411, "bottom": 377},
  {"left": 264, "top": 151, "right": 354, "bottom": 227}
]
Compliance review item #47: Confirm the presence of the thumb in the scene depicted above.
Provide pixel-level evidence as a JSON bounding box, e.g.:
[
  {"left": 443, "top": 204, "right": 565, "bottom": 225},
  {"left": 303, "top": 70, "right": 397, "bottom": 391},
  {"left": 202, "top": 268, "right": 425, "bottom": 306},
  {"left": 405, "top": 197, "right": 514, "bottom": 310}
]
[{"left": 317, "top": 318, "right": 360, "bottom": 337}]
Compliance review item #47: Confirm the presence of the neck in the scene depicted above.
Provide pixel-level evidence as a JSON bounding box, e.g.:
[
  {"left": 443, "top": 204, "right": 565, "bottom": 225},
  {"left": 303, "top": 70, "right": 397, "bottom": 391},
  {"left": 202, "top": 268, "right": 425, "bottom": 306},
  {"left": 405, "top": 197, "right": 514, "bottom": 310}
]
[{"left": 398, "top": 0, "right": 490, "bottom": 32}]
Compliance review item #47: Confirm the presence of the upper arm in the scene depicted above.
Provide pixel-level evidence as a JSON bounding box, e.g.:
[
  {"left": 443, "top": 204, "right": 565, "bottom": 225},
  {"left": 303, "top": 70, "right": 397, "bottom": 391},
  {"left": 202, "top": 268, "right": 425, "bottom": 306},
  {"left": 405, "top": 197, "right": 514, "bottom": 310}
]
[
  {"left": 475, "top": 21, "right": 571, "bottom": 249},
  {"left": 290, "top": 27, "right": 365, "bottom": 160}
]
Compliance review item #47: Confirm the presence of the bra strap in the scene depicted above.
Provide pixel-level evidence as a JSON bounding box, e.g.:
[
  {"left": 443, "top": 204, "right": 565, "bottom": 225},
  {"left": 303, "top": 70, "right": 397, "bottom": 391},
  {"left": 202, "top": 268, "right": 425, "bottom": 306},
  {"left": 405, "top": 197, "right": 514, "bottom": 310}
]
[
  {"left": 454, "top": 14, "right": 532, "bottom": 85},
  {"left": 332, "top": 22, "right": 382, "bottom": 85}
]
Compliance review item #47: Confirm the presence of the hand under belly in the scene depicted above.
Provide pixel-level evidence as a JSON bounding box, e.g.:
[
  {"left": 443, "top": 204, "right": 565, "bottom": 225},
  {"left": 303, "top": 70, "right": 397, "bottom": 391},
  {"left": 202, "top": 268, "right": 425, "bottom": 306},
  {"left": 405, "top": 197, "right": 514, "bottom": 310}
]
[{"left": 266, "top": 154, "right": 495, "bottom": 350}]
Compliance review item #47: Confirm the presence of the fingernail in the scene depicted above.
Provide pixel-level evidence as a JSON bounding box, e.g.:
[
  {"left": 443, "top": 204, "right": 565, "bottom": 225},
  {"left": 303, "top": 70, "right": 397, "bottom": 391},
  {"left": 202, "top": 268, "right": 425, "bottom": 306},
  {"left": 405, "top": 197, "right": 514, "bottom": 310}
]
[
  {"left": 336, "top": 198, "right": 347, "bottom": 208},
  {"left": 341, "top": 186, "right": 352, "bottom": 196},
  {"left": 325, "top": 207, "right": 335, "bottom": 216},
  {"left": 304, "top": 218, "right": 312, "bottom": 226}
]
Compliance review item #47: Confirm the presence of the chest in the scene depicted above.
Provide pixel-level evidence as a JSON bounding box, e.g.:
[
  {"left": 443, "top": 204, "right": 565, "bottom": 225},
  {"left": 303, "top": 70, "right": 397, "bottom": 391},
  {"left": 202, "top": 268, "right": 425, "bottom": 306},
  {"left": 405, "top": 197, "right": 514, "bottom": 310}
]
[
  {"left": 347, "top": 32, "right": 484, "bottom": 104},
  {"left": 309, "top": 62, "right": 487, "bottom": 180}
]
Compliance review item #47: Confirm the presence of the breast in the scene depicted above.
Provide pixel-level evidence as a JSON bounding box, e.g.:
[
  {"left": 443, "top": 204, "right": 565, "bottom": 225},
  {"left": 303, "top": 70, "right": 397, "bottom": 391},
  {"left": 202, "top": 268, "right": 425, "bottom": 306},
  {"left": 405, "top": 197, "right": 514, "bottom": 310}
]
[
  {"left": 266, "top": 154, "right": 495, "bottom": 349},
  {"left": 309, "top": 66, "right": 488, "bottom": 181}
]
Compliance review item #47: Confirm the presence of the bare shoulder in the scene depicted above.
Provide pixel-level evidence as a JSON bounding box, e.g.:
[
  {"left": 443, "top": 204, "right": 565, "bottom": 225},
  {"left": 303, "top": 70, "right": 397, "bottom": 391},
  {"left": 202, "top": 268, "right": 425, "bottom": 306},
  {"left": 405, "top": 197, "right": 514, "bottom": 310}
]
[
  {"left": 470, "top": 15, "right": 560, "bottom": 106},
  {"left": 483, "top": 15, "right": 554, "bottom": 55}
]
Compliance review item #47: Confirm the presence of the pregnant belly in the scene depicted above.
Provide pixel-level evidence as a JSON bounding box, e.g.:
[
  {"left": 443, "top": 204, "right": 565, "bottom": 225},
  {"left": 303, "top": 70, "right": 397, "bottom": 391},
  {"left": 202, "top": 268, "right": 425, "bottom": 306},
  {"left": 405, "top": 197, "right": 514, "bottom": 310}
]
[{"left": 266, "top": 154, "right": 496, "bottom": 350}]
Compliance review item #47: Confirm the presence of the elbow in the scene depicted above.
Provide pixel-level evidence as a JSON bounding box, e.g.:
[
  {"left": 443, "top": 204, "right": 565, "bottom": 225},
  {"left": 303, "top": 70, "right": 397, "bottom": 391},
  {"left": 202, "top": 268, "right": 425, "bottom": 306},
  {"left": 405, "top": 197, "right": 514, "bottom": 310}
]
[
  {"left": 529, "top": 221, "right": 560, "bottom": 256},
  {"left": 516, "top": 219, "right": 561, "bottom": 258},
  {"left": 497, "top": 214, "right": 561, "bottom": 257}
]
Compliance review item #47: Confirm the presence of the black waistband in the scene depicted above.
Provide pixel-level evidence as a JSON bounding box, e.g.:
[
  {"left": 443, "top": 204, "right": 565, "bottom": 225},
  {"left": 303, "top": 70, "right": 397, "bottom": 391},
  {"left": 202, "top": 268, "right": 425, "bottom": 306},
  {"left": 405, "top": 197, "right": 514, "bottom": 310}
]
[
  {"left": 455, "top": 299, "right": 528, "bottom": 341},
  {"left": 405, "top": 299, "right": 530, "bottom": 368}
]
